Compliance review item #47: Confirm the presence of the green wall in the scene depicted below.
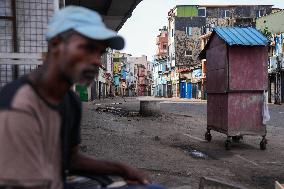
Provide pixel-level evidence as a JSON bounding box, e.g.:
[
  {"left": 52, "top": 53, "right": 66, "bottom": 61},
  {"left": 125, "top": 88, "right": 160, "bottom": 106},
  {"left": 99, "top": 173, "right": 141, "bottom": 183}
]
[
  {"left": 176, "top": 6, "right": 198, "bottom": 17},
  {"left": 75, "top": 84, "right": 88, "bottom": 102}
]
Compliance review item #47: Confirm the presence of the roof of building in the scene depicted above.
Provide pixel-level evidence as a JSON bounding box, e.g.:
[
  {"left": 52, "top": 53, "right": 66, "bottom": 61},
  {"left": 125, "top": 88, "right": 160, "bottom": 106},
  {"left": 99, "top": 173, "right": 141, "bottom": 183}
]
[
  {"left": 174, "top": 4, "right": 274, "bottom": 8},
  {"left": 256, "top": 9, "right": 284, "bottom": 20},
  {"left": 214, "top": 27, "right": 268, "bottom": 46},
  {"left": 199, "top": 27, "right": 268, "bottom": 59},
  {"left": 65, "top": 0, "right": 143, "bottom": 31}
]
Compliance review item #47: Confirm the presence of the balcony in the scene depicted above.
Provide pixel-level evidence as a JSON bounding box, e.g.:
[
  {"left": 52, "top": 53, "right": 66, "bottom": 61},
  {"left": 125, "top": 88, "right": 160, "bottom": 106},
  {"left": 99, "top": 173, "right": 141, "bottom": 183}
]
[
  {"left": 156, "top": 49, "right": 167, "bottom": 56},
  {"left": 156, "top": 36, "right": 168, "bottom": 45}
]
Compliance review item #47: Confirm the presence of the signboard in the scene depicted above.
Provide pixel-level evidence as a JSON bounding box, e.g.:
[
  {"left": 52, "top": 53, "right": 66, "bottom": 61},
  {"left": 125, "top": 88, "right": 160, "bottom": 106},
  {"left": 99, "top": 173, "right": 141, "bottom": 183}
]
[
  {"left": 192, "top": 69, "right": 202, "bottom": 78},
  {"left": 113, "top": 63, "right": 119, "bottom": 74},
  {"left": 98, "top": 68, "right": 106, "bottom": 83},
  {"left": 269, "top": 57, "right": 277, "bottom": 73}
]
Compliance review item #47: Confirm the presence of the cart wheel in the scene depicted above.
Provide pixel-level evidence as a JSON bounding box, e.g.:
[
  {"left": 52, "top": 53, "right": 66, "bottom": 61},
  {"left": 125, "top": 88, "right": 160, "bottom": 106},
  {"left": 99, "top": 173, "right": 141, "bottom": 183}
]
[
  {"left": 232, "top": 136, "right": 242, "bottom": 143},
  {"left": 225, "top": 140, "right": 231, "bottom": 150},
  {"left": 205, "top": 132, "right": 212, "bottom": 142},
  {"left": 260, "top": 138, "right": 267, "bottom": 150}
]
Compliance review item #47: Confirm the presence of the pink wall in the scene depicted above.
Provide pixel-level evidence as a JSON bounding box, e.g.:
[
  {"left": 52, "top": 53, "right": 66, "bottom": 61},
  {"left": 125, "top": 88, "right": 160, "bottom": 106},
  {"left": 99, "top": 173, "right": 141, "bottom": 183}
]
[
  {"left": 206, "top": 35, "right": 228, "bottom": 93},
  {"left": 229, "top": 46, "right": 268, "bottom": 91}
]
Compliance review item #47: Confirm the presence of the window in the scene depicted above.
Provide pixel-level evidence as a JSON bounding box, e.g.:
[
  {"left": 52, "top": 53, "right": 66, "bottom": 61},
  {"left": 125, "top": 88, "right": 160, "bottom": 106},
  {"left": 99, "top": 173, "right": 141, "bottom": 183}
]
[
  {"left": 185, "top": 50, "right": 193, "bottom": 56},
  {"left": 198, "top": 8, "right": 206, "bottom": 17},
  {"left": 186, "top": 27, "right": 192, "bottom": 36},
  {"left": 113, "top": 58, "right": 120, "bottom": 62},
  {"left": 225, "top": 10, "right": 231, "bottom": 18},
  {"left": 163, "top": 44, "right": 167, "bottom": 49},
  {"left": 256, "top": 10, "right": 264, "bottom": 18},
  {"left": 172, "top": 53, "right": 175, "bottom": 60},
  {"left": 171, "top": 29, "right": 174, "bottom": 37}
]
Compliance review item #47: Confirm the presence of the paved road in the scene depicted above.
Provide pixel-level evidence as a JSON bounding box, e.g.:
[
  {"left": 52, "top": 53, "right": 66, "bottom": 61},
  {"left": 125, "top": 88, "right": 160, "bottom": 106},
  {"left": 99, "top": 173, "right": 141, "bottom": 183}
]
[
  {"left": 160, "top": 102, "right": 284, "bottom": 129},
  {"left": 267, "top": 104, "right": 284, "bottom": 128},
  {"left": 82, "top": 97, "right": 284, "bottom": 189}
]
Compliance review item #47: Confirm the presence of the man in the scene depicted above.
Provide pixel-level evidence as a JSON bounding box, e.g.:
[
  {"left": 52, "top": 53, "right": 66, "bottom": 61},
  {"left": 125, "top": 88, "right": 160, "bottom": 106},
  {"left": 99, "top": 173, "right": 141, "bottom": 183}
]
[{"left": 0, "top": 6, "right": 164, "bottom": 189}]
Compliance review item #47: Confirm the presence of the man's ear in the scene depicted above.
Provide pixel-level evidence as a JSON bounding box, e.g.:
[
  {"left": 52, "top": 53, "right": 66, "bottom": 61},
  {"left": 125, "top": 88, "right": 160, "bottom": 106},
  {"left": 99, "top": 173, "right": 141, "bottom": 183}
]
[{"left": 48, "top": 37, "right": 62, "bottom": 55}]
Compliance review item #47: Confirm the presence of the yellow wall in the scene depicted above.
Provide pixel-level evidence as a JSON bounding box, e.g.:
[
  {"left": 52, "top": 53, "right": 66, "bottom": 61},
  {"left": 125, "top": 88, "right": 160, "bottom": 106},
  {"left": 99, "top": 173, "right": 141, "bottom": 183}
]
[{"left": 256, "top": 10, "right": 284, "bottom": 34}]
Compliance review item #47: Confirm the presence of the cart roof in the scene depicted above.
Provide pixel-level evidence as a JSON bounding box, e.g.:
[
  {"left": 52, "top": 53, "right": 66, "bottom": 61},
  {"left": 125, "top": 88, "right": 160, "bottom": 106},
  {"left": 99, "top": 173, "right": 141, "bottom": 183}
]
[
  {"left": 199, "top": 27, "right": 268, "bottom": 59},
  {"left": 214, "top": 27, "right": 268, "bottom": 46}
]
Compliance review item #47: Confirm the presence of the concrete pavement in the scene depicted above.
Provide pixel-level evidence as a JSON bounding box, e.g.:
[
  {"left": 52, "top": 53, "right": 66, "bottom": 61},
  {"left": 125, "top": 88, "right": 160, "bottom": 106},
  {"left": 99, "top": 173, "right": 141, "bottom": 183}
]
[{"left": 84, "top": 97, "right": 284, "bottom": 189}]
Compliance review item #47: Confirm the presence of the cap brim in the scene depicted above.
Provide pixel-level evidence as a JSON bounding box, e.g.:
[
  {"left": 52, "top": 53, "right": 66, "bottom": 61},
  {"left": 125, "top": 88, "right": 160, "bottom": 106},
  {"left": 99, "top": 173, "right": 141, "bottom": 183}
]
[
  {"left": 76, "top": 26, "right": 125, "bottom": 50},
  {"left": 105, "top": 36, "right": 125, "bottom": 50}
]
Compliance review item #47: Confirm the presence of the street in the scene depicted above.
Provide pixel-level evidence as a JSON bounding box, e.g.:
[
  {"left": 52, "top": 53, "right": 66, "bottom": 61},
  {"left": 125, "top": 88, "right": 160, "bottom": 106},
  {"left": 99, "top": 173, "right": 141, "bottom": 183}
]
[{"left": 81, "top": 97, "right": 284, "bottom": 189}]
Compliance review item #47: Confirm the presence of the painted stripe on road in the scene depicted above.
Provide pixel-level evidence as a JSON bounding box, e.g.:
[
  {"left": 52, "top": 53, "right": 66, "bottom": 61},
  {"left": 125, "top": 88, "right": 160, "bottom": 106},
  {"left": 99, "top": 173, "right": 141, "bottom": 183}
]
[
  {"left": 183, "top": 134, "right": 205, "bottom": 142},
  {"left": 235, "top": 154, "right": 259, "bottom": 166},
  {"left": 161, "top": 101, "right": 206, "bottom": 104}
]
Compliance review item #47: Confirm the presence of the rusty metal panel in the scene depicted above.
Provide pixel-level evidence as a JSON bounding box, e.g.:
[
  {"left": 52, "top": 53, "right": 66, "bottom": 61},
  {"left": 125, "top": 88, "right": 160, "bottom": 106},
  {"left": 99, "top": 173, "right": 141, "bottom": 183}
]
[
  {"left": 206, "top": 35, "right": 228, "bottom": 93},
  {"left": 207, "top": 69, "right": 227, "bottom": 93},
  {"left": 208, "top": 93, "right": 266, "bottom": 136},
  {"left": 228, "top": 46, "right": 268, "bottom": 91},
  {"left": 227, "top": 93, "right": 266, "bottom": 136},
  {"left": 207, "top": 94, "right": 228, "bottom": 133},
  {"left": 206, "top": 35, "right": 225, "bottom": 70},
  {"left": 206, "top": 44, "right": 227, "bottom": 71},
  {"left": 208, "top": 34, "right": 225, "bottom": 48}
]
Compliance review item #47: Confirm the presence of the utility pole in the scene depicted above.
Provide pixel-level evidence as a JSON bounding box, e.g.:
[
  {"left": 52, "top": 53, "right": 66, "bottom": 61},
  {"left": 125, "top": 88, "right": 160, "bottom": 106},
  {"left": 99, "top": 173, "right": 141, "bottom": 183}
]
[{"left": 275, "top": 54, "right": 283, "bottom": 105}]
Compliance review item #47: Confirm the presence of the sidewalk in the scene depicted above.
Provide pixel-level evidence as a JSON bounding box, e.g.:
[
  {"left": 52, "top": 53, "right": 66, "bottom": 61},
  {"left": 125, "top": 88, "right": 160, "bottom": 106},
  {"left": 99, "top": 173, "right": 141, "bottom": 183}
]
[{"left": 137, "top": 96, "right": 207, "bottom": 103}]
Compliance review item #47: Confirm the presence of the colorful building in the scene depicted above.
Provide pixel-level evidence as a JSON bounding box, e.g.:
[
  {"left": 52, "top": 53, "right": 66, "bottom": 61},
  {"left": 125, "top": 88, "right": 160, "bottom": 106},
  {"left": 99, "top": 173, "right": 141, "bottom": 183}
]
[
  {"left": 256, "top": 10, "right": 284, "bottom": 104},
  {"left": 153, "top": 26, "right": 171, "bottom": 97},
  {"left": 168, "top": 5, "right": 274, "bottom": 99}
]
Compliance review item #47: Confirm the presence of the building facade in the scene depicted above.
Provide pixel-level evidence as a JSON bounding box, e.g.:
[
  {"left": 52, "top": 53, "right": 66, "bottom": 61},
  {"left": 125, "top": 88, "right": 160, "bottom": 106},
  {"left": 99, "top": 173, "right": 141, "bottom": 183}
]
[
  {"left": 256, "top": 10, "right": 284, "bottom": 104},
  {"left": 129, "top": 55, "right": 151, "bottom": 96},
  {"left": 167, "top": 5, "right": 273, "bottom": 99},
  {"left": 0, "top": 0, "right": 58, "bottom": 88},
  {"left": 0, "top": 0, "right": 143, "bottom": 102},
  {"left": 153, "top": 26, "right": 171, "bottom": 97}
]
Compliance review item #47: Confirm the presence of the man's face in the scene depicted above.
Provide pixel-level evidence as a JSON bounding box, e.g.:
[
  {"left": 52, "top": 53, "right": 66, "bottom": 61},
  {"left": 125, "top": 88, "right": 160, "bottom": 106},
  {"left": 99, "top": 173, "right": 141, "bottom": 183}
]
[{"left": 56, "top": 33, "right": 107, "bottom": 86}]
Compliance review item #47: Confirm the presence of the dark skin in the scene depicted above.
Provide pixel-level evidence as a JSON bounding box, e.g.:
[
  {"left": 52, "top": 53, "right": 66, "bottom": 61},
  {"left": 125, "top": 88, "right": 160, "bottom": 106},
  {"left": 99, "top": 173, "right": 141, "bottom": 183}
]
[{"left": 28, "top": 33, "right": 149, "bottom": 185}]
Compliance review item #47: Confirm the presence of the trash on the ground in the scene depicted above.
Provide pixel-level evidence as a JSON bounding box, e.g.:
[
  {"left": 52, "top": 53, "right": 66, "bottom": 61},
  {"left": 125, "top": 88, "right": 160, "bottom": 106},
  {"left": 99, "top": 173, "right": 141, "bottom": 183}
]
[
  {"left": 177, "top": 146, "right": 210, "bottom": 159},
  {"left": 95, "top": 107, "right": 140, "bottom": 117},
  {"left": 189, "top": 150, "right": 209, "bottom": 159},
  {"left": 154, "top": 136, "right": 161, "bottom": 141},
  {"left": 128, "top": 111, "right": 140, "bottom": 117}
]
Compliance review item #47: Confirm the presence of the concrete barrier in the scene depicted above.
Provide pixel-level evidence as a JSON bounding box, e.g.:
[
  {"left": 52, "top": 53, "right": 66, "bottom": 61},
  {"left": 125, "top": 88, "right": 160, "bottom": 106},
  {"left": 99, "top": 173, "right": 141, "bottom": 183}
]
[{"left": 139, "top": 100, "right": 161, "bottom": 116}]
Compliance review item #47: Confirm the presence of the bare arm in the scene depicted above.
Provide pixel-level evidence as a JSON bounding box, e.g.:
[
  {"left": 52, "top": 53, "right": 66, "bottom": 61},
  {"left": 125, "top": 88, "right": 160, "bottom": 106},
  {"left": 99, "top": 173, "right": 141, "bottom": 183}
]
[{"left": 69, "top": 145, "right": 149, "bottom": 184}]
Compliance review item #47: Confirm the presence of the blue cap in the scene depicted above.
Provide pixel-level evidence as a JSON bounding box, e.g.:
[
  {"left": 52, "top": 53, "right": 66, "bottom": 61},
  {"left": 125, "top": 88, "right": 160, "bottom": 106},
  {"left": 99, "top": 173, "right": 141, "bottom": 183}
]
[{"left": 46, "top": 6, "right": 125, "bottom": 50}]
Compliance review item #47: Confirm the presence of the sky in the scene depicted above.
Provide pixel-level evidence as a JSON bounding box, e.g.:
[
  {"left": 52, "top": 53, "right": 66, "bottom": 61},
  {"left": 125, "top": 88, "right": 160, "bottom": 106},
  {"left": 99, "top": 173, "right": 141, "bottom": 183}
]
[{"left": 118, "top": 0, "right": 284, "bottom": 61}]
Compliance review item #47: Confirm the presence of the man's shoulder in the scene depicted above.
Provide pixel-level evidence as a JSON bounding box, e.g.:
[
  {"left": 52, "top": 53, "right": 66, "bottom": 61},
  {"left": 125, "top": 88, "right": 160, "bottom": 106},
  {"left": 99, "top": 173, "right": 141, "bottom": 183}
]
[
  {"left": 0, "top": 77, "right": 30, "bottom": 109},
  {"left": 59, "top": 89, "right": 82, "bottom": 117},
  {"left": 64, "top": 89, "right": 82, "bottom": 107}
]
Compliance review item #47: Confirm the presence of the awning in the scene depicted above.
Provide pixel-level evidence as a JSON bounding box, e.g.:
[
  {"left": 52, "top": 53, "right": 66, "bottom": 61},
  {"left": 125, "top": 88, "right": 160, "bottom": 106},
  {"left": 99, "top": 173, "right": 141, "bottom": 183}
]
[{"left": 65, "top": 0, "right": 143, "bottom": 31}]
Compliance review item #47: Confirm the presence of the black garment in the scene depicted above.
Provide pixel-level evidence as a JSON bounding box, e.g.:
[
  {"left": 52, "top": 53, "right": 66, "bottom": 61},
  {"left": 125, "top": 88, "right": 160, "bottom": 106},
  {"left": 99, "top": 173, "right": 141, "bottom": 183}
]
[{"left": 58, "top": 88, "right": 82, "bottom": 183}]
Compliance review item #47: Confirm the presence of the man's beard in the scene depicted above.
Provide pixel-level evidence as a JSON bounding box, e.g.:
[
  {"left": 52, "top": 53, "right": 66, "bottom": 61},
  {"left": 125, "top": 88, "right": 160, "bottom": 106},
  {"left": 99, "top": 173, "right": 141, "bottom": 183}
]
[
  {"left": 79, "top": 67, "right": 99, "bottom": 85},
  {"left": 59, "top": 70, "right": 75, "bottom": 86}
]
